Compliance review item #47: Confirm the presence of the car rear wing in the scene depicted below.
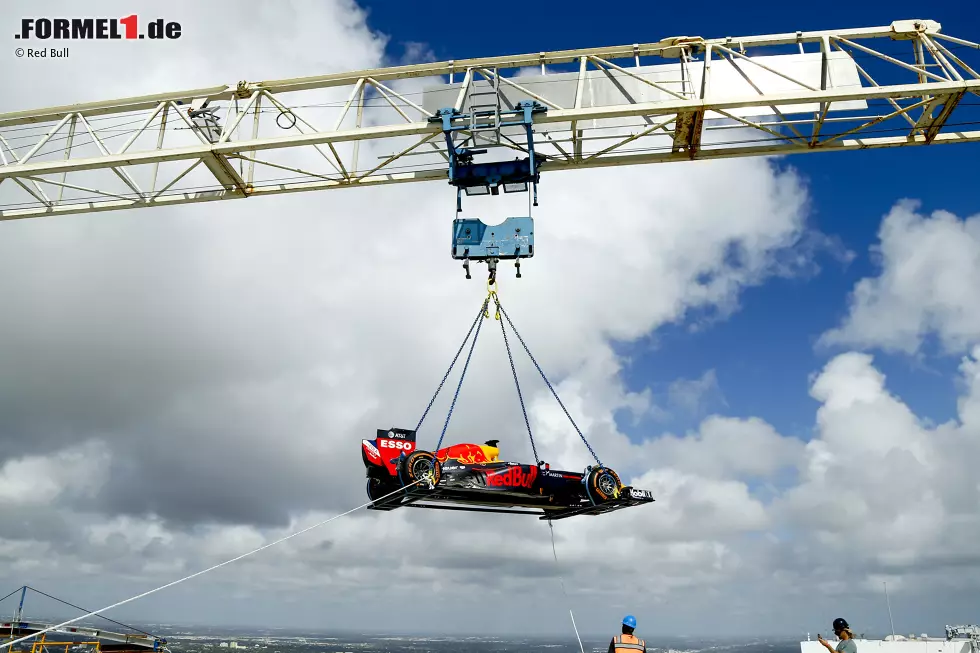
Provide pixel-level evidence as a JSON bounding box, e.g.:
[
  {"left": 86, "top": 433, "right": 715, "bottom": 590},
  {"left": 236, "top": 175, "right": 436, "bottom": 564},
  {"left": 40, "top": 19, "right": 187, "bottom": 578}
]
[{"left": 376, "top": 427, "right": 417, "bottom": 443}]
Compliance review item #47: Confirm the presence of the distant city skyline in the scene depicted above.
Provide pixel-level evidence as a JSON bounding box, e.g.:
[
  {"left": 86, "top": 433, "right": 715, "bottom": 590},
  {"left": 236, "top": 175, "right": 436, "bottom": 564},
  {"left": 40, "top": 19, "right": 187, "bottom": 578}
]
[{"left": 0, "top": 597, "right": 965, "bottom": 642}]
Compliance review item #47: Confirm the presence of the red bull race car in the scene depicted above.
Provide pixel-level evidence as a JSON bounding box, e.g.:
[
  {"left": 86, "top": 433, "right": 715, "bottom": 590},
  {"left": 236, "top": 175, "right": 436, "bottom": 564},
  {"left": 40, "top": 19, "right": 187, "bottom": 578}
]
[{"left": 362, "top": 428, "right": 655, "bottom": 520}]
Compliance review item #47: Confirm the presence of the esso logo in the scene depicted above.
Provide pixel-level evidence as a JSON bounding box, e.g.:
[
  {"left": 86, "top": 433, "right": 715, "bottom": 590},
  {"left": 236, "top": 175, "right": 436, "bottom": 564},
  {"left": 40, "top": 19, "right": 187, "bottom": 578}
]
[{"left": 379, "top": 439, "right": 414, "bottom": 452}]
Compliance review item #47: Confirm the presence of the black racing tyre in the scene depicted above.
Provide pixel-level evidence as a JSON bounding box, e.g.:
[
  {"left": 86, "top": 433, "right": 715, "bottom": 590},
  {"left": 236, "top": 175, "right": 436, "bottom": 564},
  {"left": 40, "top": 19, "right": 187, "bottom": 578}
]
[
  {"left": 366, "top": 475, "right": 400, "bottom": 502},
  {"left": 586, "top": 466, "right": 622, "bottom": 502},
  {"left": 399, "top": 450, "right": 441, "bottom": 488}
]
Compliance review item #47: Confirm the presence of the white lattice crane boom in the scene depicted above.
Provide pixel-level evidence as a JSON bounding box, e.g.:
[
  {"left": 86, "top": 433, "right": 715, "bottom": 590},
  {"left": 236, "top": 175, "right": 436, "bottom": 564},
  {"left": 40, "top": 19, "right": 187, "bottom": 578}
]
[{"left": 0, "top": 18, "right": 978, "bottom": 221}]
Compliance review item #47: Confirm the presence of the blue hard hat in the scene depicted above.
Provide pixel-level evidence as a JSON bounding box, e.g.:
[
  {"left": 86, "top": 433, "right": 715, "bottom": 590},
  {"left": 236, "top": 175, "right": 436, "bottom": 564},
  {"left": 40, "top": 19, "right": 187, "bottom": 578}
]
[{"left": 623, "top": 615, "right": 637, "bottom": 629}]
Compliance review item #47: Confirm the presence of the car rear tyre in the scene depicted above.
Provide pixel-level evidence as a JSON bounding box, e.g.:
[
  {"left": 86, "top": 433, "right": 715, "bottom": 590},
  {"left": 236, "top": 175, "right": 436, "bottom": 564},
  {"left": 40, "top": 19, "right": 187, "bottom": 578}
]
[
  {"left": 586, "top": 466, "right": 622, "bottom": 503},
  {"left": 367, "top": 475, "right": 400, "bottom": 502},
  {"left": 399, "top": 450, "right": 441, "bottom": 488}
]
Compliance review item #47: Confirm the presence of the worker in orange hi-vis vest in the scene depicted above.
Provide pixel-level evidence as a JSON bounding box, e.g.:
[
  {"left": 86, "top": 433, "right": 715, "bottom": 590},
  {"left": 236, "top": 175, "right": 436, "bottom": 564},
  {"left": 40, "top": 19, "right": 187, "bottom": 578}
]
[{"left": 609, "top": 615, "right": 646, "bottom": 653}]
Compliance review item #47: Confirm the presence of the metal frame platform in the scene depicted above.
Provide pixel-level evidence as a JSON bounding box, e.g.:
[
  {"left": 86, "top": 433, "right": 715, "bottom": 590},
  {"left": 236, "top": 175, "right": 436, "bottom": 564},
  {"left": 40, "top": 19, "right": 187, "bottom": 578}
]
[{"left": 366, "top": 484, "right": 655, "bottom": 521}]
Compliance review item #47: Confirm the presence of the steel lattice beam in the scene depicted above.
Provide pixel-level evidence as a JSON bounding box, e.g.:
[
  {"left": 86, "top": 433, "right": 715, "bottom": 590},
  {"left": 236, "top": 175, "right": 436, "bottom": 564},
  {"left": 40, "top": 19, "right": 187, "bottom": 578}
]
[
  {"left": 1, "top": 621, "right": 164, "bottom": 650},
  {"left": 1, "top": 18, "right": 978, "bottom": 222}
]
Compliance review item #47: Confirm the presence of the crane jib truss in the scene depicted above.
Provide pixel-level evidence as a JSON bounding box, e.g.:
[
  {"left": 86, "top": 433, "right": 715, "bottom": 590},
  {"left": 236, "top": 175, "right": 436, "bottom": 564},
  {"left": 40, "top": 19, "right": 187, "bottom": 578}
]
[{"left": 0, "top": 18, "right": 979, "bottom": 221}]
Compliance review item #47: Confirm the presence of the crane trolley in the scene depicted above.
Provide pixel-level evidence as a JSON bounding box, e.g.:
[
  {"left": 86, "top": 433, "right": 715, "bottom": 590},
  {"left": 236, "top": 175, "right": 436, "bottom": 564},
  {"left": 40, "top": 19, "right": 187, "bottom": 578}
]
[{"left": 429, "top": 100, "right": 548, "bottom": 213}]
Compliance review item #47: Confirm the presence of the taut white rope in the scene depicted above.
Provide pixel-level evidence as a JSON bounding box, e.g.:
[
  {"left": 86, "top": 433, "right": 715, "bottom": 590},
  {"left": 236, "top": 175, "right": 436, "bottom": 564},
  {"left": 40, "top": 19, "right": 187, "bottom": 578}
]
[
  {"left": 0, "top": 481, "right": 421, "bottom": 650},
  {"left": 548, "top": 519, "right": 585, "bottom": 653}
]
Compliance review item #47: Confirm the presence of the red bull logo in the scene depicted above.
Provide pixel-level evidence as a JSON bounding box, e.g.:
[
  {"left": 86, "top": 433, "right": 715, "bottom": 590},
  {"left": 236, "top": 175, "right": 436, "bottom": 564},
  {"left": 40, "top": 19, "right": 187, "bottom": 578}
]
[
  {"left": 436, "top": 442, "right": 499, "bottom": 465},
  {"left": 485, "top": 465, "right": 537, "bottom": 489}
]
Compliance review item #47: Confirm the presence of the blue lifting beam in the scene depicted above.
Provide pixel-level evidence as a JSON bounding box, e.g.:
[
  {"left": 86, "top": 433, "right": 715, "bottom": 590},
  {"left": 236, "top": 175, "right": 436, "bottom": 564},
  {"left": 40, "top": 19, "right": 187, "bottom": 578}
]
[
  {"left": 429, "top": 100, "right": 548, "bottom": 213},
  {"left": 452, "top": 216, "right": 533, "bottom": 282}
]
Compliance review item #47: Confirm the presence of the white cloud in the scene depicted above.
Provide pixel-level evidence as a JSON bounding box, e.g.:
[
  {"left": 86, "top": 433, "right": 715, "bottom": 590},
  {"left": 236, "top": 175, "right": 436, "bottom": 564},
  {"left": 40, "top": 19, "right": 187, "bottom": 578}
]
[
  {"left": 666, "top": 369, "right": 725, "bottom": 417},
  {"left": 0, "top": 441, "right": 110, "bottom": 505},
  {"left": 776, "top": 348, "right": 980, "bottom": 583},
  {"left": 644, "top": 415, "right": 805, "bottom": 480},
  {"left": 820, "top": 200, "right": 980, "bottom": 355}
]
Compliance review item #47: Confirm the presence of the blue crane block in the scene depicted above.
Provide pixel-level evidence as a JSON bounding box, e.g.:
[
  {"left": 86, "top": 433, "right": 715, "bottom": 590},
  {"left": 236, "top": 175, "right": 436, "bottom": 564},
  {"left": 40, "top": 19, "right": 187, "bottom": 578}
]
[
  {"left": 452, "top": 216, "right": 533, "bottom": 281},
  {"left": 452, "top": 217, "right": 533, "bottom": 259}
]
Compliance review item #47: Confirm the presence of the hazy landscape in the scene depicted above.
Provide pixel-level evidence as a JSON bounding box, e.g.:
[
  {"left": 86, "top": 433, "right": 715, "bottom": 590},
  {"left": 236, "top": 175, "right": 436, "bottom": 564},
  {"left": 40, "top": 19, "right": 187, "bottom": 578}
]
[
  {"left": 2, "top": 618, "right": 810, "bottom": 653},
  {"left": 155, "top": 631, "right": 804, "bottom": 653},
  {"left": 9, "top": 623, "right": 808, "bottom": 653}
]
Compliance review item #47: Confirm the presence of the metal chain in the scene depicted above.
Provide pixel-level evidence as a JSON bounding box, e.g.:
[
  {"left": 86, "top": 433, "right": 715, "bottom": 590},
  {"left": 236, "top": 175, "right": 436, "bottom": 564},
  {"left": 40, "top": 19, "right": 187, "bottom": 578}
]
[
  {"left": 435, "top": 295, "right": 490, "bottom": 452},
  {"left": 416, "top": 288, "right": 604, "bottom": 468},
  {"left": 494, "top": 293, "right": 539, "bottom": 465},
  {"left": 496, "top": 302, "right": 603, "bottom": 468},
  {"left": 415, "top": 299, "right": 488, "bottom": 433}
]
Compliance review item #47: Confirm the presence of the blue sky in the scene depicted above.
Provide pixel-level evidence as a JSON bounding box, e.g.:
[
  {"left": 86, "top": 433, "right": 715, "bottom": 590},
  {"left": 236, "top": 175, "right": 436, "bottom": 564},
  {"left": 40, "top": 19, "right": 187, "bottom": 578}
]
[{"left": 362, "top": 0, "right": 980, "bottom": 441}]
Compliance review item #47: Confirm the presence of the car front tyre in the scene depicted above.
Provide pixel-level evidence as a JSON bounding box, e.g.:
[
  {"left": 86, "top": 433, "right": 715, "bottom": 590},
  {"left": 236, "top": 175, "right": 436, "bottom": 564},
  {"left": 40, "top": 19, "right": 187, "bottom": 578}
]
[{"left": 586, "top": 467, "right": 622, "bottom": 502}]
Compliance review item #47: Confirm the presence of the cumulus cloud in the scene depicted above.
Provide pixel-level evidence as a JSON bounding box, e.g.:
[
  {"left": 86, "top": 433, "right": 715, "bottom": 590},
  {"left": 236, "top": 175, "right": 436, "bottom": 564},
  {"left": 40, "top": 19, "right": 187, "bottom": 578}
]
[
  {"left": 778, "top": 349, "right": 980, "bottom": 569},
  {"left": 643, "top": 415, "right": 805, "bottom": 481},
  {"left": 2, "top": 0, "right": 979, "bottom": 642},
  {"left": 661, "top": 369, "right": 727, "bottom": 419},
  {"left": 759, "top": 348, "right": 980, "bottom": 631},
  {"left": 820, "top": 199, "right": 980, "bottom": 355}
]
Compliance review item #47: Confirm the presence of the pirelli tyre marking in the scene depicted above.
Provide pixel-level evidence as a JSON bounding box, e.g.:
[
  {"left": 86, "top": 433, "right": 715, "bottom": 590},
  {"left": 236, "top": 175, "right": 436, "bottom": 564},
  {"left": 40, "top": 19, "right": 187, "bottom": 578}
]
[
  {"left": 587, "top": 467, "right": 622, "bottom": 502},
  {"left": 400, "top": 450, "right": 441, "bottom": 488}
]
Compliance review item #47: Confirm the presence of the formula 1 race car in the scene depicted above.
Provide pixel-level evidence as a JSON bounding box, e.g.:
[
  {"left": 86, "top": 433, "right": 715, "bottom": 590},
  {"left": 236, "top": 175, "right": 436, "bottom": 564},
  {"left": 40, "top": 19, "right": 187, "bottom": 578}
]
[{"left": 362, "top": 428, "right": 655, "bottom": 520}]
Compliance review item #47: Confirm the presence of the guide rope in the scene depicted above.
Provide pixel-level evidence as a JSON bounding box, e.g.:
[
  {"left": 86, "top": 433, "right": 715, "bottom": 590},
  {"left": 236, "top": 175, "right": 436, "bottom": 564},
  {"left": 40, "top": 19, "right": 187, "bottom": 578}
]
[
  {"left": 23, "top": 585, "right": 158, "bottom": 638},
  {"left": 548, "top": 519, "right": 585, "bottom": 653},
  {"left": 0, "top": 587, "right": 22, "bottom": 604},
  {"left": 0, "top": 481, "right": 423, "bottom": 652}
]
